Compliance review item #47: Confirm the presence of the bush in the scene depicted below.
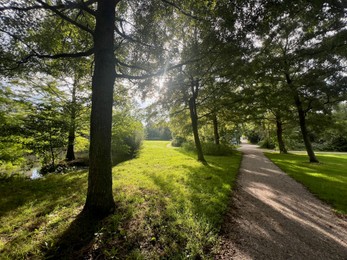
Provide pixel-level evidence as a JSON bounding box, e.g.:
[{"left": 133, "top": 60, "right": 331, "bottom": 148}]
[
  {"left": 182, "top": 141, "right": 234, "bottom": 156},
  {"left": 259, "top": 138, "right": 276, "bottom": 149},
  {"left": 111, "top": 113, "right": 144, "bottom": 165},
  {"left": 171, "top": 136, "right": 186, "bottom": 147},
  {"left": 202, "top": 142, "right": 234, "bottom": 156},
  {"left": 182, "top": 141, "right": 195, "bottom": 152},
  {"left": 327, "top": 136, "right": 347, "bottom": 152}
]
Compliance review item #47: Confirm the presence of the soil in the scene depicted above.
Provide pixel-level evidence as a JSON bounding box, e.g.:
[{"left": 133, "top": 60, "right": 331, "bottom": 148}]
[{"left": 216, "top": 144, "right": 347, "bottom": 260}]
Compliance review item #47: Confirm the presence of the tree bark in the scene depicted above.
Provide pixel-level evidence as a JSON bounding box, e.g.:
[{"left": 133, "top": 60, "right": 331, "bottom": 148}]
[
  {"left": 66, "top": 78, "right": 77, "bottom": 161},
  {"left": 83, "top": 0, "right": 116, "bottom": 217},
  {"left": 293, "top": 93, "right": 319, "bottom": 162},
  {"left": 188, "top": 80, "right": 206, "bottom": 164},
  {"left": 212, "top": 114, "right": 220, "bottom": 145},
  {"left": 49, "top": 131, "right": 55, "bottom": 167},
  {"left": 285, "top": 73, "right": 318, "bottom": 162},
  {"left": 275, "top": 116, "right": 287, "bottom": 154}
]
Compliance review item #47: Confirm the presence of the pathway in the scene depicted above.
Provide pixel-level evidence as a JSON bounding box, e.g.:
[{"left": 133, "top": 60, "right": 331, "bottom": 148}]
[{"left": 217, "top": 144, "right": 347, "bottom": 259}]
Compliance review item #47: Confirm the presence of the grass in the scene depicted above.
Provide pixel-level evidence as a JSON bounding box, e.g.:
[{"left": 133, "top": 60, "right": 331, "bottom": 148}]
[
  {"left": 0, "top": 141, "right": 241, "bottom": 259},
  {"left": 265, "top": 152, "right": 347, "bottom": 215}
]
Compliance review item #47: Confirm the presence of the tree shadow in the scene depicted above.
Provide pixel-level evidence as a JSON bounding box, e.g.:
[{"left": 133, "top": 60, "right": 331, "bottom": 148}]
[
  {"left": 218, "top": 151, "right": 347, "bottom": 259},
  {"left": 43, "top": 210, "right": 104, "bottom": 259}
]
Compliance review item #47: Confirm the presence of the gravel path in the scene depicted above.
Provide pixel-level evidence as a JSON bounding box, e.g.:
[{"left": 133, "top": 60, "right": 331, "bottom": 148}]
[{"left": 217, "top": 144, "right": 347, "bottom": 259}]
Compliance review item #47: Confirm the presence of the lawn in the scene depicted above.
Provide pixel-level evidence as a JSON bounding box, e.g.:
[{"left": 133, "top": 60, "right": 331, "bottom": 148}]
[
  {"left": 265, "top": 153, "right": 347, "bottom": 215},
  {"left": 0, "top": 141, "right": 241, "bottom": 259}
]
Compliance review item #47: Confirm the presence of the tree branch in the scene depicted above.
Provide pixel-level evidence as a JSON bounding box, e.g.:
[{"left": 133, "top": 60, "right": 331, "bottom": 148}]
[
  {"left": 115, "top": 58, "right": 203, "bottom": 80},
  {"left": 115, "top": 59, "right": 150, "bottom": 73},
  {"left": 0, "top": 0, "right": 96, "bottom": 14},
  {"left": 26, "top": 48, "right": 94, "bottom": 60},
  {"left": 114, "top": 25, "right": 154, "bottom": 48},
  {"left": 161, "top": 0, "right": 204, "bottom": 21},
  {"left": 35, "top": 0, "right": 94, "bottom": 35}
]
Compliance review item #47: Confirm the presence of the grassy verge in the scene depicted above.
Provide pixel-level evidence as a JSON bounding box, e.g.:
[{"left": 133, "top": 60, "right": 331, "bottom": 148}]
[
  {"left": 265, "top": 153, "right": 347, "bottom": 215},
  {"left": 0, "top": 141, "right": 241, "bottom": 259}
]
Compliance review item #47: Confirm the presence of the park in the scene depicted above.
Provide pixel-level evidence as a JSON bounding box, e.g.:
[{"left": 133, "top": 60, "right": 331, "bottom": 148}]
[{"left": 0, "top": 1, "right": 346, "bottom": 259}]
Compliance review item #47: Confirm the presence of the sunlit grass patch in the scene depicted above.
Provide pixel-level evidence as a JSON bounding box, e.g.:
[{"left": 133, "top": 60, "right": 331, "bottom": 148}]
[
  {"left": 107, "top": 141, "right": 241, "bottom": 258},
  {"left": 265, "top": 153, "right": 347, "bottom": 215},
  {"left": 0, "top": 141, "right": 241, "bottom": 259},
  {"left": 0, "top": 171, "right": 87, "bottom": 259}
]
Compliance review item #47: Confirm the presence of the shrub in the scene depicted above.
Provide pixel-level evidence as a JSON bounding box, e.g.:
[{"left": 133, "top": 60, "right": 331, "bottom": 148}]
[
  {"left": 202, "top": 142, "right": 234, "bottom": 156},
  {"left": 183, "top": 141, "right": 234, "bottom": 156},
  {"left": 171, "top": 136, "right": 186, "bottom": 147},
  {"left": 182, "top": 141, "right": 196, "bottom": 152},
  {"left": 259, "top": 138, "right": 276, "bottom": 149},
  {"left": 111, "top": 113, "right": 144, "bottom": 165}
]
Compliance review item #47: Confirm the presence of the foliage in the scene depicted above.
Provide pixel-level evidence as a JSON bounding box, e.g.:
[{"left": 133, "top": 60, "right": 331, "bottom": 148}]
[
  {"left": 266, "top": 152, "right": 347, "bottom": 215},
  {"left": 0, "top": 141, "right": 242, "bottom": 259},
  {"left": 145, "top": 125, "right": 172, "bottom": 140},
  {"left": 111, "top": 111, "right": 144, "bottom": 165},
  {"left": 258, "top": 138, "right": 276, "bottom": 150},
  {"left": 0, "top": 86, "right": 32, "bottom": 172},
  {"left": 25, "top": 101, "right": 68, "bottom": 167},
  {"left": 171, "top": 136, "right": 186, "bottom": 147},
  {"left": 183, "top": 141, "right": 234, "bottom": 156}
]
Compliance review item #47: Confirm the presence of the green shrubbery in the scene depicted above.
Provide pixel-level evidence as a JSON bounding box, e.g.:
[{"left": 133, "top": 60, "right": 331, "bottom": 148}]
[
  {"left": 258, "top": 138, "right": 276, "bottom": 149},
  {"left": 171, "top": 136, "right": 186, "bottom": 147},
  {"left": 111, "top": 112, "right": 144, "bottom": 165},
  {"left": 182, "top": 141, "right": 234, "bottom": 156}
]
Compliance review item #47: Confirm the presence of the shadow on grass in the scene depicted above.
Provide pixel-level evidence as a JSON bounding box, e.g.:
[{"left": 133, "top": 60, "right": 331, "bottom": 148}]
[
  {"left": 0, "top": 171, "right": 87, "bottom": 218},
  {"left": 43, "top": 211, "right": 103, "bottom": 259},
  {"left": 150, "top": 152, "right": 240, "bottom": 229},
  {"left": 219, "top": 152, "right": 347, "bottom": 258}
]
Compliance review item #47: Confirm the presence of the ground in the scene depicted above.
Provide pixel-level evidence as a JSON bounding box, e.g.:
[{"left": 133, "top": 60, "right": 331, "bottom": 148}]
[{"left": 216, "top": 144, "right": 347, "bottom": 259}]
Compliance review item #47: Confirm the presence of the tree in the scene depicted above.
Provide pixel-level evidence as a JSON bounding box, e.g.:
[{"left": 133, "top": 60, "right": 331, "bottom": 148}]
[
  {"left": 0, "top": 0, "right": 212, "bottom": 216},
  {"left": 249, "top": 1, "right": 347, "bottom": 162},
  {"left": 26, "top": 100, "right": 68, "bottom": 168}
]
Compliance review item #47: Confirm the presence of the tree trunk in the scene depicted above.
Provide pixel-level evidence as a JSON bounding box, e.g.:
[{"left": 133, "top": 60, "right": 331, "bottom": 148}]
[
  {"left": 212, "top": 114, "right": 220, "bottom": 145},
  {"left": 83, "top": 0, "right": 116, "bottom": 217},
  {"left": 49, "top": 131, "right": 55, "bottom": 167},
  {"left": 189, "top": 96, "right": 206, "bottom": 164},
  {"left": 285, "top": 73, "right": 318, "bottom": 162},
  {"left": 66, "top": 78, "right": 77, "bottom": 161},
  {"left": 275, "top": 116, "right": 287, "bottom": 154},
  {"left": 293, "top": 93, "right": 319, "bottom": 162}
]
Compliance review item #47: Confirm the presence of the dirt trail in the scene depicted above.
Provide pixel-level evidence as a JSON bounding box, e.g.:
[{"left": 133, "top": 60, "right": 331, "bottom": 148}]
[{"left": 217, "top": 144, "right": 347, "bottom": 259}]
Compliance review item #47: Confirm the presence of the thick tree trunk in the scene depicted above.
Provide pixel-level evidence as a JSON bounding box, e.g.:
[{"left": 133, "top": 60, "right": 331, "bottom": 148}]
[
  {"left": 212, "top": 114, "right": 220, "bottom": 145},
  {"left": 66, "top": 79, "right": 77, "bottom": 161},
  {"left": 285, "top": 73, "right": 318, "bottom": 162},
  {"left": 275, "top": 117, "right": 287, "bottom": 154},
  {"left": 189, "top": 96, "right": 206, "bottom": 164},
  {"left": 83, "top": 0, "right": 116, "bottom": 217}
]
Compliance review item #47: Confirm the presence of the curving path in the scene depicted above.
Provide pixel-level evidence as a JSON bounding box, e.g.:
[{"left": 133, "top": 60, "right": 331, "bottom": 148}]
[{"left": 217, "top": 143, "right": 347, "bottom": 259}]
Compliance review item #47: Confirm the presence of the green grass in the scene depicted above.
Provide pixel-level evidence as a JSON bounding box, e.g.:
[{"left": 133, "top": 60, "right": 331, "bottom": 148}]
[
  {"left": 0, "top": 141, "right": 241, "bottom": 259},
  {"left": 265, "top": 152, "right": 347, "bottom": 215}
]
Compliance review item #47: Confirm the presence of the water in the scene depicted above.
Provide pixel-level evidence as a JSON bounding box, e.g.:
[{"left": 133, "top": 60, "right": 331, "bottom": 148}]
[{"left": 30, "top": 168, "right": 42, "bottom": 180}]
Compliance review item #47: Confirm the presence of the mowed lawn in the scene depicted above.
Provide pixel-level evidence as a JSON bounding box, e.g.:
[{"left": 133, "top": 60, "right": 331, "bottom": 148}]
[
  {"left": 265, "top": 153, "right": 347, "bottom": 215},
  {"left": 0, "top": 141, "right": 241, "bottom": 259}
]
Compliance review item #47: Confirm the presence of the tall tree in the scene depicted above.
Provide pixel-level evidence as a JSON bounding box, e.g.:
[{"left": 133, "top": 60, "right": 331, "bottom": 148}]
[
  {"left": 249, "top": 1, "right": 347, "bottom": 162},
  {"left": 0, "top": 0, "right": 212, "bottom": 216}
]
